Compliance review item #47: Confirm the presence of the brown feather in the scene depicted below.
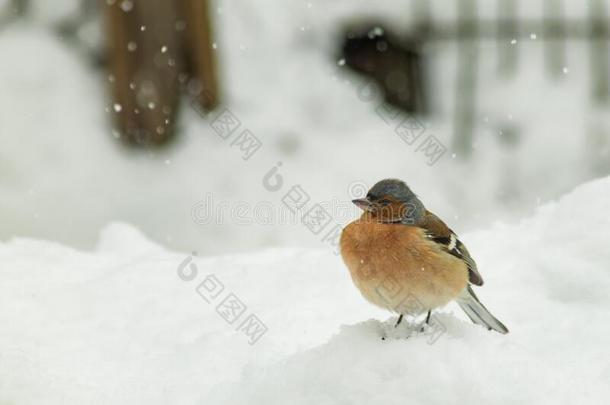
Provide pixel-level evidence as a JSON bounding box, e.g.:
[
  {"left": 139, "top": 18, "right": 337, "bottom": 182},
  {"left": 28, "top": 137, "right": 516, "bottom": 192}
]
[{"left": 419, "top": 211, "right": 484, "bottom": 286}]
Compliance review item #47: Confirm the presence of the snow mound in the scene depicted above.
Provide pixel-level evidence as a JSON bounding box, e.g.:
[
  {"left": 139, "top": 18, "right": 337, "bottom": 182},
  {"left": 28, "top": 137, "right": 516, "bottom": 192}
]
[{"left": 2, "top": 177, "right": 610, "bottom": 404}]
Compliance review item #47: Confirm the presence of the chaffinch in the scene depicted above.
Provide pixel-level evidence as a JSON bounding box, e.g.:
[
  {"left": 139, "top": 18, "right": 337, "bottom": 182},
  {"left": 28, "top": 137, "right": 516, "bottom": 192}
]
[{"left": 340, "top": 178, "right": 508, "bottom": 334}]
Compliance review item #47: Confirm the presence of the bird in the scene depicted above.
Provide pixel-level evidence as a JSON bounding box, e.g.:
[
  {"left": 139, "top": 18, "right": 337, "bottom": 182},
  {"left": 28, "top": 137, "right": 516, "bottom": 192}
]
[{"left": 340, "top": 178, "right": 509, "bottom": 334}]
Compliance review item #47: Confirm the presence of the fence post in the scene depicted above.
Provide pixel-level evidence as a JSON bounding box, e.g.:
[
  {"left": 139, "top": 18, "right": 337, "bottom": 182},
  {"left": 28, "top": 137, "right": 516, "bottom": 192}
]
[
  {"left": 453, "top": 0, "right": 479, "bottom": 158},
  {"left": 589, "top": 0, "right": 609, "bottom": 105},
  {"left": 176, "top": 0, "right": 220, "bottom": 110},
  {"left": 497, "top": 0, "right": 518, "bottom": 77},
  {"left": 544, "top": 0, "right": 566, "bottom": 78}
]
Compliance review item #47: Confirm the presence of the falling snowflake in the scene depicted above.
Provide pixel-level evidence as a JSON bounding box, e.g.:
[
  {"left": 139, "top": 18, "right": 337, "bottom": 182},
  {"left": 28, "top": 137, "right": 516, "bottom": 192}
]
[{"left": 120, "top": 0, "right": 133, "bottom": 12}]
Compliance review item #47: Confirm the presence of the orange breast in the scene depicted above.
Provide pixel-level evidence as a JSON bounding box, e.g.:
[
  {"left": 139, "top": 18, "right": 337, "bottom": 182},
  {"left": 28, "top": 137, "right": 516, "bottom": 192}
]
[{"left": 340, "top": 219, "right": 469, "bottom": 313}]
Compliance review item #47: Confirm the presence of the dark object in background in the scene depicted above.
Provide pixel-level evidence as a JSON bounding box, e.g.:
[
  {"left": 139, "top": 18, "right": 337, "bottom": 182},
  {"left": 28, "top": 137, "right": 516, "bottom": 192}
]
[
  {"left": 103, "top": 0, "right": 219, "bottom": 146},
  {"left": 0, "top": 0, "right": 28, "bottom": 28},
  {"left": 341, "top": 23, "right": 427, "bottom": 115},
  {"left": 176, "top": 0, "right": 218, "bottom": 112},
  {"left": 56, "top": 0, "right": 106, "bottom": 68}
]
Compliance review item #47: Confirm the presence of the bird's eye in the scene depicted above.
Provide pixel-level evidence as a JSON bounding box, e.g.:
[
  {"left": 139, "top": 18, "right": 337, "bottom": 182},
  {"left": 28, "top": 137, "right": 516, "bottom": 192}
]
[{"left": 379, "top": 199, "right": 391, "bottom": 206}]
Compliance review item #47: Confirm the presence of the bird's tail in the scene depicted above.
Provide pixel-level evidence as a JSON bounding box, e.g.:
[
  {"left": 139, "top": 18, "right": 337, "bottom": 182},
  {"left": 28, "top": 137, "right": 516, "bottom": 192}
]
[{"left": 457, "top": 286, "right": 509, "bottom": 334}]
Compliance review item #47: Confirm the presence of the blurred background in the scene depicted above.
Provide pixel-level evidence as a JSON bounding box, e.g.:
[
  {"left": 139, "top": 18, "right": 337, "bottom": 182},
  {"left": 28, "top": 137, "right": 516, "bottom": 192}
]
[{"left": 0, "top": 0, "right": 609, "bottom": 255}]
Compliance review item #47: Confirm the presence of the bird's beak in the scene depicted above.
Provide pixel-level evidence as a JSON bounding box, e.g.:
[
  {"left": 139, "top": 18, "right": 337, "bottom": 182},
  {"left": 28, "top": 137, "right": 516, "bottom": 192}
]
[{"left": 352, "top": 198, "right": 374, "bottom": 211}]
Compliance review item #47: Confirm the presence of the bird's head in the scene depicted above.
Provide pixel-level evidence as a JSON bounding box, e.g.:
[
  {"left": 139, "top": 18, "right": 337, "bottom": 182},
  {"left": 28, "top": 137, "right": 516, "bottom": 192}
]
[{"left": 351, "top": 179, "right": 425, "bottom": 224}]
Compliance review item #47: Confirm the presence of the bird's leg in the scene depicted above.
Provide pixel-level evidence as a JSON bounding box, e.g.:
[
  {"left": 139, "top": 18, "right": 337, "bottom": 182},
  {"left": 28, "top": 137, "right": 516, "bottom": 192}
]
[
  {"left": 394, "top": 314, "right": 403, "bottom": 327},
  {"left": 420, "top": 310, "right": 432, "bottom": 332}
]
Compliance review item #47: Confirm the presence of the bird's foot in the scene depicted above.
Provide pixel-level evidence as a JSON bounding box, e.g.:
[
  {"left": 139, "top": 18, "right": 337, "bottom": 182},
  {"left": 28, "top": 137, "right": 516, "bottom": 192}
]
[{"left": 380, "top": 317, "right": 417, "bottom": 341}]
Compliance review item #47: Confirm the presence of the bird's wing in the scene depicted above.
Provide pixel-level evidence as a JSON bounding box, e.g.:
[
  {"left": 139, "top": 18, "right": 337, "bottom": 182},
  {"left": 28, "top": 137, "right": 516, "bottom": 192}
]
[{"left": 418, "top": 210, "right": 484, "bottom": 286}]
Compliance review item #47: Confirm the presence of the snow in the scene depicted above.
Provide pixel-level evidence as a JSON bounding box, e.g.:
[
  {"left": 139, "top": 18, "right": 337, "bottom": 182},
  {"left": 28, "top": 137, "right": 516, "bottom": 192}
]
[{"left": 2, "top": 176, "right": 610, "bottom": 404}]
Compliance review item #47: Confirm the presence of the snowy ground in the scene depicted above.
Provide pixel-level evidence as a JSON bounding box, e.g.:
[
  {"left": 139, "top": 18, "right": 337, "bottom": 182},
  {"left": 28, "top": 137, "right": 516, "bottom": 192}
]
[
  {"left": 1, "top": 0, "right": 609, "bottom": 255},
  {"left": 2, "top": 176, "right": 610, "bottom": 404}
]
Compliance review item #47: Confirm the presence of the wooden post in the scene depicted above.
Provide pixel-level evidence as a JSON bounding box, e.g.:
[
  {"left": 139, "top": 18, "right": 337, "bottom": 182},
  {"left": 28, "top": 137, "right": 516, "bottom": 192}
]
[
  {"left": 176, "top": 0, "right": 220, "bottom": 109},
  {"left": 103, "top": 0, "right": 183, "bottom": 145}
]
